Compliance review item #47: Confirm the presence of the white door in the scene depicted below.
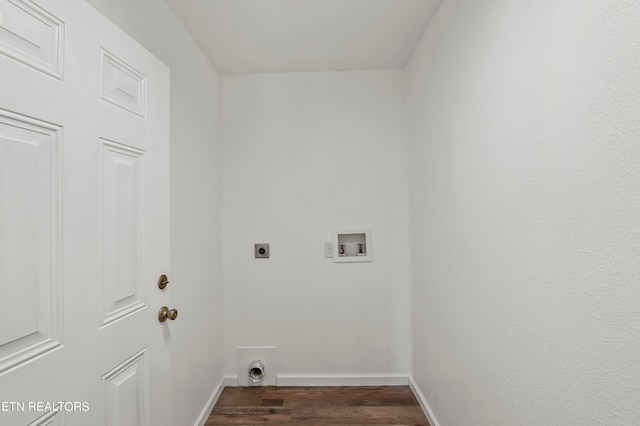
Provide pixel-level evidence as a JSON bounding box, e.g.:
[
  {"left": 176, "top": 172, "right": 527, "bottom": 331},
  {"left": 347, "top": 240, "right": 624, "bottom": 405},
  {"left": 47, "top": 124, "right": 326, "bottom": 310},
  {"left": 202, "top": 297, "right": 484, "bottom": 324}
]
[{"left": 0, "top": 1, "right": 172, "bottom": 425}]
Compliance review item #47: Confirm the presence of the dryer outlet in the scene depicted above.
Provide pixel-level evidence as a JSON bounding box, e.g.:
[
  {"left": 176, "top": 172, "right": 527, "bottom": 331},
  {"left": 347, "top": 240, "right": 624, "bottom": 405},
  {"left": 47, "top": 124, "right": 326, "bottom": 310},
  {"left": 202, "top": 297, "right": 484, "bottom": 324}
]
[{"left": 236, "top": 346, "right": 277, "bottom": 386}]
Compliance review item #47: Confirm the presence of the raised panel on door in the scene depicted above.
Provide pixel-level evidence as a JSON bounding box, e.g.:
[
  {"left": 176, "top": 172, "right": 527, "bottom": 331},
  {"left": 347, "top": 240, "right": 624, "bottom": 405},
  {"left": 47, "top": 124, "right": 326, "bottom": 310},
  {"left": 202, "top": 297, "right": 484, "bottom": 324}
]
[
  {"left": 0, "top": 109, "right": 62, "bottom": 375},
  {"left": 0, "top": 0, "right": 64, "bottom": 79},
  {"left": 101, "top": 49, "right": 146, "bottom": 118},
  {"left": 100, "top": 138, "right": 146, "bottom": 327},
  {"left": 101, "top": 349, "right": 150, "bottom": 426}
]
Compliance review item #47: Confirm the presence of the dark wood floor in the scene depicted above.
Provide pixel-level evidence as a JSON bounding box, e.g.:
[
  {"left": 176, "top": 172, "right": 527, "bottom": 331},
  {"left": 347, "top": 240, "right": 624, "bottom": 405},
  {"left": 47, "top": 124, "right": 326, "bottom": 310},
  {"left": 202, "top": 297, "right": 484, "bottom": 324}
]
[{"left": 205, "top": 386, "right": 430, "bottom": 425}]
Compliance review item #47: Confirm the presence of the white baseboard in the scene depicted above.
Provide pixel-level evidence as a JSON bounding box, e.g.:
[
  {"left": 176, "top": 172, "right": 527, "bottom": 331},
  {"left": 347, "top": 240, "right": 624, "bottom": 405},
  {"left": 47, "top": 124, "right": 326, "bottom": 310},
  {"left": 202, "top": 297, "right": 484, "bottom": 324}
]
[
  {"left": 195, "top": 376, "right": 225, "bottom": 426},
  {"left": 224, "top": 374, "right": 239, "bottom": 387},
  {"left": 409, "top": 376, "right": 440, "bottom": 426},
  {"left": 276, "top": 373, "right": 409, "bottom": 387},
  {"left": 223, "top": 373, "right": 408, "bottom": 387}
]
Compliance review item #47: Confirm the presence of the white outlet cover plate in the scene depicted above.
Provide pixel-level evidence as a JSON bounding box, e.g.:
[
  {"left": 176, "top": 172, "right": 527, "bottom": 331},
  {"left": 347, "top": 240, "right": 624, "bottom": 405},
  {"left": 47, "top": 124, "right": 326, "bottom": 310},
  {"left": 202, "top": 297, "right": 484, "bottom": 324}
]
[
  {"left": 236, "top": 346, "right": 277, "bottom": 386},
  {"left": 324, "top": 241, "right": 333, "bottom": 258}
]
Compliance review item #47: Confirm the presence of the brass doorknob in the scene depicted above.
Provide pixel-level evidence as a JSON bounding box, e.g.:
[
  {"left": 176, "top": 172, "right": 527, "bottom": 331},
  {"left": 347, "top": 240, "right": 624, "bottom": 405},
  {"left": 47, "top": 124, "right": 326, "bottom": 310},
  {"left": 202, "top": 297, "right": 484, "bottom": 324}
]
[{"left": 158, "top": 306, "right": 178, "bottom": 322}]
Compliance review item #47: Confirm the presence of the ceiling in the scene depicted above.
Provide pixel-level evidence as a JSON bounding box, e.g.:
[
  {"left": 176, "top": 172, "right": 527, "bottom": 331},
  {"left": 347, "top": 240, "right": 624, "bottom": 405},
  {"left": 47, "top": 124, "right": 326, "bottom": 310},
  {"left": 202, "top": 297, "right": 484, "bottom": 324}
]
[{"left": 164, "top": 0, "right": 442, "bottom": 74}]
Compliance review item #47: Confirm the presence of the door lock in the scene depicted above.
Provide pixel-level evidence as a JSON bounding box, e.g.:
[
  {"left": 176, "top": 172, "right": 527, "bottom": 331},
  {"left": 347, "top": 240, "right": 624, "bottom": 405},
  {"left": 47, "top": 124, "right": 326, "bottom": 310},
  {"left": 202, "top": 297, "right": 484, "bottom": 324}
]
[
  {"left": 158, "top": 274, "right": 169, "bottom": 289},
  {"left": 158, "top": 306, "right": 178, "bottom": 322}
]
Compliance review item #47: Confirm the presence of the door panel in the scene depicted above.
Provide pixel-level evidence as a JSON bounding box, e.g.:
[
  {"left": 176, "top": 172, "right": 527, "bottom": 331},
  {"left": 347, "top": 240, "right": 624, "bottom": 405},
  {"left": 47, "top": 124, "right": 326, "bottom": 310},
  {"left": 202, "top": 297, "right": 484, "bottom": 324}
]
[
  {"left": 0, "top": 0, "right": 64, "bottom": 79},
  {"left": 101, "top": 349, "right": 150, "bottom": 426},
  {"left": 0, "top": 110, "right": 62, "bottom": 375},
  {"left": 100, "top": 49, "right": 147, "bottom": 118},
  {"left": 0, "top": 1, "right": 171, "bottom": 425},
  {"left": 100, "top": 138, "right": 146, "bottom": 327}
]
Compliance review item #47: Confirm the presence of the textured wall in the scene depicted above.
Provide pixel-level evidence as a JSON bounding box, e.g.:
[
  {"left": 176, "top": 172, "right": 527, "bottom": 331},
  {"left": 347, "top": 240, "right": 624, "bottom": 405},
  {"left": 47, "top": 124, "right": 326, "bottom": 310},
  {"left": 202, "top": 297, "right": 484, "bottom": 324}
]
[
  {"left": 220, "top": 71, "right": 411, "bottom": 379},
  {"left": 83, "top": 1, "right": 224, "bottom": 424},
  {"left": 406, "top": 0, "right": 640, "bottom": 424}
]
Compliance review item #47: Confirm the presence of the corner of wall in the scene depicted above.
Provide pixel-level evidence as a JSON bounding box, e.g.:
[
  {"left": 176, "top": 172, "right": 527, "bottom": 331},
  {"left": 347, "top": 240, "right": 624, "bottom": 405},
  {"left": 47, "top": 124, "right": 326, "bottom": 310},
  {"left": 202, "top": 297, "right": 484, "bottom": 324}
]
[
  {"left": 409, "top": 376, "right": 440, "bottom": 426},
  {"left": 194, "top": 376, "right": 226, "bottom": 426}
]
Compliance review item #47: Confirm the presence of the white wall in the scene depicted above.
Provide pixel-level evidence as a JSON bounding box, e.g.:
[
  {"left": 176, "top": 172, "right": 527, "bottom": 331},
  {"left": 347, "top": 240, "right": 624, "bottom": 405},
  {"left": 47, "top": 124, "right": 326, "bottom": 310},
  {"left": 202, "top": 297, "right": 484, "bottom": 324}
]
[
  {"left": 406, "top": 0, "right": 640, "bottom": 424},
  {"left": 220, "top": 71, "right": 411, "bottom": 379},
  {"left": 83, "top": 1, "right": 224, "bottom": 424}
]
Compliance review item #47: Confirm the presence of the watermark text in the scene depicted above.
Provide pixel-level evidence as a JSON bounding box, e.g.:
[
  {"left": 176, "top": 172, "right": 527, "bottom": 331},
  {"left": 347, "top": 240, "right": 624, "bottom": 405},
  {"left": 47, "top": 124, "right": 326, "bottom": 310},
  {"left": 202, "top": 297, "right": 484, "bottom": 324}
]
[{"left": 1, "top": 401, "right": 90, "bottom": 412}]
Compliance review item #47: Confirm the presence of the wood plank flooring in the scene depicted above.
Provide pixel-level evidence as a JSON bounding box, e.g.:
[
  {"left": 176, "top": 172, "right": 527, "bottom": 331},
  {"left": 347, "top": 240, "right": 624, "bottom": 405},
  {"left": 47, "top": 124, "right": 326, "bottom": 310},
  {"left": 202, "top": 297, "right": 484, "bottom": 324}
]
[{"left": 205, "top": 386, "right": 430, "bottom": 425}]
